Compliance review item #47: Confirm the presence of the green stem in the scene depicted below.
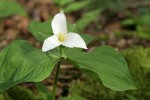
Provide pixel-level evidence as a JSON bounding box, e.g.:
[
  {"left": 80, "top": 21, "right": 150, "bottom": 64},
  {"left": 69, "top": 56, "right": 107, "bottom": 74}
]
[
  {"left": 51, "top": 60, "right": 61, "bottom": 100},
  {"left": 51, "top": 46, "right": 63, "bottom": 100}
]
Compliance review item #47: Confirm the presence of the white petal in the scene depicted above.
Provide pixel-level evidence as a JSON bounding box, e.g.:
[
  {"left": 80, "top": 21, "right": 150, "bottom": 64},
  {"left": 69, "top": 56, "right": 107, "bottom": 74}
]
[
  {"left": 62, "top": 33, "right": 87, "bottom": 49},
  {"left": 52, "top": 12, "right": 67, "bottom": 35},
  {"left": 42, "top": 35, "right": 61, "bottom": 52}
]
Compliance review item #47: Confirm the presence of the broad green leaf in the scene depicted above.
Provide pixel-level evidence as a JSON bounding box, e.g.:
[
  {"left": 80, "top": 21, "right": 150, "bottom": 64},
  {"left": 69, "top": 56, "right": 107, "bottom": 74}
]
[
  {"left": 64, "top": 46, "right": 137, "bottom": 91},
  {"left": 34, "top": 82, "right": 52, "bottom": 100},
  {"left": 0, "top": 40, "right": 59, "bottom": 91},
  {"left": 64, "top": 1, "right": 91, "bottom": 13},
  {"left": 61, "top": 94, "right": 86, "bottom": 100},
  {"left": 0, "top": 1, "right": 27, "bottom": 18},
  {"left": 28, "top": 20, "right": 53, "bottom": 43}
]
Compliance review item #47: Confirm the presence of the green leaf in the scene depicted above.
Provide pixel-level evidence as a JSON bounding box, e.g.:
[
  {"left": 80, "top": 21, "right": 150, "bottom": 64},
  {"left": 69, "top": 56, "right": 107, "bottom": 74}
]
[
  {"left": 34, "top": 82, "right": 52, "bottom": 100},
  {"left": 28, "top": 20, "right": 53, "bottom": 43},
  {"left": 64, "top": 1, "right": 91, "bottom": 13},
  {"left": 61, "top": 94, "right": 86, "bottom": 100},
  {"left": 0, "top": 1, "right": 27, "bottom": 18},
  {"left": 0, "top": 40, "right": 59, "bottom": 91},
  {"left": 65, "top": 46, "right": 137, "bottom": 91}
]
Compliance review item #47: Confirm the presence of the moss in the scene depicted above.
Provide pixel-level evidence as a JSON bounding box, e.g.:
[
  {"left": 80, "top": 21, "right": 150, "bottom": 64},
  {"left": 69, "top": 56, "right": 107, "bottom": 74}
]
[
  {"left": 7, "top": 86, "right": 42, "bottom": 100},
  {"left": 0, "top": 94, "right": 5, "bottom": 100},
  {"left": 122, "top": 47, "right": 150, "bottom": 72},
  {"left": 0, "top": 86, "right": 42, "bottom": 100},
  {"left": 69, "top": 47, "right": 150, "bottom": 100},
  {"left": 70, "top": 77, "right": 119, "bottom": 100},
  {"left": 121, "top": 47, "right": 150, "bottom": 100}
]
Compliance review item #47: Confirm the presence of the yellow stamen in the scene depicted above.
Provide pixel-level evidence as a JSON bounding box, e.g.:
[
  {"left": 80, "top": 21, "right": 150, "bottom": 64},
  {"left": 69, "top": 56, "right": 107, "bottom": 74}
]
[{"left": 57, "top": 32, "right": 66, "bottom": 42}]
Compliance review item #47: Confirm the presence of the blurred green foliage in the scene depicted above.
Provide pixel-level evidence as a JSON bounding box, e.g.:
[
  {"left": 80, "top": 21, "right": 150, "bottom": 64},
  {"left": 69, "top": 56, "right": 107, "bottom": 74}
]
[
  {"left": 54, "top": 0, "right": 124, "bottom": 13},
  {"left": 0, "top": 0, "right": 27, "bottom": 18},
  {"left": 121, "top": 13, "right": 150, "bottom": 40},
  {"left": 35, "top": 82, "right": 52, "bottom": 100},
  {"left": 54, "top": 0, "right": 125, "bottom": 32},
  {"left": 54, "top": 0, "right": 150, "bottom": 39},
  {"left": 0, "top": 86, "right": 41, "bottom": 100},
  {"left": 69, "top": 47, "right": 150, "bottom": 100}
]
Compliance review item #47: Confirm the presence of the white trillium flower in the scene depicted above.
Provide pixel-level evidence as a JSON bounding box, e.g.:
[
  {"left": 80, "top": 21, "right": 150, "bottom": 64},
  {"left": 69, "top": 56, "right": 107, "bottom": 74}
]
[{"left": 42, "top": 12, "right": 87, "bottom": 52}]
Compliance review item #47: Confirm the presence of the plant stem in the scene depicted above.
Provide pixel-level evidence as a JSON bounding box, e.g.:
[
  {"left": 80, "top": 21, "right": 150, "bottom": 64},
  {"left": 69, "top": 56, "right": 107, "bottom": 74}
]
[
  {"left": 51, "top": 60, "right": 61, "bottom": 100},
  {"left": 52, "top": 46, "right": 63, "bottom": 100}
]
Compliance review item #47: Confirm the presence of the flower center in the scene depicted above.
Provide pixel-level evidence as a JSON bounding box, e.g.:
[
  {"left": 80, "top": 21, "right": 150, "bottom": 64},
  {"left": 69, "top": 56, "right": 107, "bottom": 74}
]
[{"left": 57, "top": 32, "right": 66, "bottom": 42}]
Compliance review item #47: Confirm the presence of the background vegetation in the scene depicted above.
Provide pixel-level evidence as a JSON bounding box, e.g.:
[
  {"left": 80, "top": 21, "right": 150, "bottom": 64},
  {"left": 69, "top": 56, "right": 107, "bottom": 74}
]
[{"left": 0, "top": 0, "right": 150, "bottom": 100}]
